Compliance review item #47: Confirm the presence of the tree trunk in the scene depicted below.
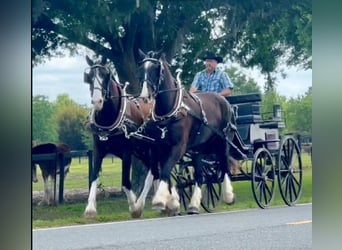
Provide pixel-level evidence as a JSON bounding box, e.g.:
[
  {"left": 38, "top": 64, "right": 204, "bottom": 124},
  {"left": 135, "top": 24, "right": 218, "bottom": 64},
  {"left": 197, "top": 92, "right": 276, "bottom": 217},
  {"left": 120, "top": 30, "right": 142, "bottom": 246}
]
[{"left": 113, "top": 51, "right": 140, "bottom": 95}]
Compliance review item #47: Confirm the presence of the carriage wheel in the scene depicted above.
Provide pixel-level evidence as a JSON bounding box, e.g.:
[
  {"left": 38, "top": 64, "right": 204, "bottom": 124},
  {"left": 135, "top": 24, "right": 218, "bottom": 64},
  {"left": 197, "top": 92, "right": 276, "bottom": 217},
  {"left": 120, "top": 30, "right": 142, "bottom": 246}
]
[
  {"left": 200, "top": 164, "right": 222, "bottom": 213},
  {"left": 171, "top": 159, "right": 194, "bottom": 213},
  {"left": 277, "top": 135, "right": 303, "bottom": 206},
  {"left": 251, "top": 147, "right": 276, "bottom": 209}
]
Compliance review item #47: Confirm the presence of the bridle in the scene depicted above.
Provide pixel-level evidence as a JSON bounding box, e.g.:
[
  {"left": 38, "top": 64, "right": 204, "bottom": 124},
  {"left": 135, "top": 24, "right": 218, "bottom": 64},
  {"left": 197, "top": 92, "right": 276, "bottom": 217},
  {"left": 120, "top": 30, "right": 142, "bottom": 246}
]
[
  {"left": 84, "top": 64, "right": 115, "bottom": 100},
  {"left": 83, "top": 64, "right": 130, "bottom": 140},
  {"left": 140, "top": 57, "right": 183, "bottom": 97},
  {"left": 139, "top": 57, "right": 185, "bottom": 122}
]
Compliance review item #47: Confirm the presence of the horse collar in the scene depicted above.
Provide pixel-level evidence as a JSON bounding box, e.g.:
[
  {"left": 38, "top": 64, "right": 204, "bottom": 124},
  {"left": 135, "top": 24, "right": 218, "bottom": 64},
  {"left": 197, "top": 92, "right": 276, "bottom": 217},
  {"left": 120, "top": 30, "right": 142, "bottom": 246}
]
[{"left": 151, "top": 80, "right": 184, "bottom": 122}]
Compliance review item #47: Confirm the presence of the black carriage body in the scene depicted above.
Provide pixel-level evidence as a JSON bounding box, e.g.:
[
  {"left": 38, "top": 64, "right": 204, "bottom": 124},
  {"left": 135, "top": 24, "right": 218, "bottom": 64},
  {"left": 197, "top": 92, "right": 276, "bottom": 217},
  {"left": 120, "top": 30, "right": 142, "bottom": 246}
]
[{"left": 173, "top": 93, "right": 303, "bottom": 211}]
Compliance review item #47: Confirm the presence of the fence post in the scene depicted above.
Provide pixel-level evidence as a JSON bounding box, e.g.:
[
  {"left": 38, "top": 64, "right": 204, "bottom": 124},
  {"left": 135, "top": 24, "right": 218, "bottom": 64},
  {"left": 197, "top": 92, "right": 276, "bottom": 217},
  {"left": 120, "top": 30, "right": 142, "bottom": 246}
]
[
  {"left": 53, "top": 152, "right": 58, "bottom": 204},
  {"left": 58, "top": 152, "right": 65, "bottom": 204}
]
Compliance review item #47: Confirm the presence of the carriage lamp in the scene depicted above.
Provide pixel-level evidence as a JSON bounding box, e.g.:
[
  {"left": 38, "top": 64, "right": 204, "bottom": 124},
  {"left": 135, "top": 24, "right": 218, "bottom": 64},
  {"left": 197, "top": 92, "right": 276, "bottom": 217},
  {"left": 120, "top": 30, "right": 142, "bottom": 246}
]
[{"left": 273, "top": 104, "right": 282, "bottom": 121}]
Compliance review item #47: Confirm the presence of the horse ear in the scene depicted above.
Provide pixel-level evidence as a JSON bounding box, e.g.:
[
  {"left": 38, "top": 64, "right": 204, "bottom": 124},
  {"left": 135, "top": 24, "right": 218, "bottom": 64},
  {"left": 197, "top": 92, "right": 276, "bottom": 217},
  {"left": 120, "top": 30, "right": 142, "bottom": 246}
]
[
  {"left": 138, "top": 49, "right": 146, "bottom": 60},
  {"left": 85, "top": 55, "right": 93, "bottom": 66},
  {"left": 160, "top": 53, "right": 166, "bottom": 61},
  {"left": 155, "top": 49, "right": 164, "bottom": 59}
]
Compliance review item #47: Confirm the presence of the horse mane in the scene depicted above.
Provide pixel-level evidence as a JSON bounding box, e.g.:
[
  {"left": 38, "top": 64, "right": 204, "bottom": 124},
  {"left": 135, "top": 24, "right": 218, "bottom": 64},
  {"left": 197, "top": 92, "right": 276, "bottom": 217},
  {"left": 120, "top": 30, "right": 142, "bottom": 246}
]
[{"left": 159, "top": 53, "right": 178, "bottom": 88}]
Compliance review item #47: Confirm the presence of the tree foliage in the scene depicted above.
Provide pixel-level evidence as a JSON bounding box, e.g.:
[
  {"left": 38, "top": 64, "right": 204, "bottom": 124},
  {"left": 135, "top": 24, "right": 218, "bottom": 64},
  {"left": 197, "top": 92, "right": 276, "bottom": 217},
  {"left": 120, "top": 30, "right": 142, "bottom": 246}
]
[
  {"left": 32, "top": 95, "right": 58, "bottom": 142},
  {"left": 282, "top": 88, "right": 312, "bottom": 135},
  {"left": 32, "top": 94, "right": 92, "bottom": 149},
  {"left": 259, "top": 88, "right": 312, "bottom": 136},
  {"left": 224, "top": 66, "right": 261, "bottom": 95},
  {"left": 32, "top": 0, "right": 311, "bottom": 93},
  {"left": 54, "top": 94, "right": 90, "bottom": 150}
]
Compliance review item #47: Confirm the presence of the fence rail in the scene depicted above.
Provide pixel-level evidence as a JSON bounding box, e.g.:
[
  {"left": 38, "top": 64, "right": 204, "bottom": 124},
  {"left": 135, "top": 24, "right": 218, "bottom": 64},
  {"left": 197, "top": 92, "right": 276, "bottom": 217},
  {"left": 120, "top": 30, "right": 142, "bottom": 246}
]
[{"left": 32, "top": 150, "right": 93, "bottom": 204}]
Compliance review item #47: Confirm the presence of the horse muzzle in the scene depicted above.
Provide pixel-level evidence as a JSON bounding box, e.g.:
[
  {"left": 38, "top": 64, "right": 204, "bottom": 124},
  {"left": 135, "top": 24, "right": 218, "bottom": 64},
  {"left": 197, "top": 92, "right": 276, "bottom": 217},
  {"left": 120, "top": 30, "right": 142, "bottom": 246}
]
[{"left": 92, "top": 98, "right": 104, "bottom": 111}]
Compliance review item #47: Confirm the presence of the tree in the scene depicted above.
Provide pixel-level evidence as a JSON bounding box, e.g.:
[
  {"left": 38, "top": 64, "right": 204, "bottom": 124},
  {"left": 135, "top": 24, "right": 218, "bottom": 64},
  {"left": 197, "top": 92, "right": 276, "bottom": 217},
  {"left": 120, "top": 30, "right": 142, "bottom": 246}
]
[
  {"left": 283, "top": 88, "right": 312, "bottom": 135},
  {"left": 32, "top": 95, "right": 58, "bottom": 142},
  {"left": 224, "top": 66, "right": 261, "bottom": 95},
  {"left": 54, "top": 94, "right": 89, "bottom": 150},
  {"left": 260, "top": 90, "right": 287, "bottom": 121},
  {"left": 32, "top": 0, "right": 311, "bottom": 92}
]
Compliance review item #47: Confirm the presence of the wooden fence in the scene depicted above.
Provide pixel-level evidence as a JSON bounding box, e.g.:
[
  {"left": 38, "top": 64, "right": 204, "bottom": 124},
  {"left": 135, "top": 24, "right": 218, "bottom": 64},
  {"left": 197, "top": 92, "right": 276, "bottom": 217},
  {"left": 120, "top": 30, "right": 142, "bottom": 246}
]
[{"left": 32, "top": 150, "right": 93, "bottom": 204}]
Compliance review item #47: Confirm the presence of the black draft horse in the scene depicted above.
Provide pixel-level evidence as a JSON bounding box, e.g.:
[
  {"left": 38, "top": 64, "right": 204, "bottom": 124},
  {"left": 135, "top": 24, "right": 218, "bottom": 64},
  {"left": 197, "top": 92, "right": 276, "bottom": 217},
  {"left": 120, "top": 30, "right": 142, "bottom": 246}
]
[
  {"left": 32, "top": 142, "right": 72, "bottom": 205},
  {"left": 137, "top": 50, "right": 235, "bottom": 214},
  {"left": 83, "top": 55, "right": 159, "bottom": 218}
]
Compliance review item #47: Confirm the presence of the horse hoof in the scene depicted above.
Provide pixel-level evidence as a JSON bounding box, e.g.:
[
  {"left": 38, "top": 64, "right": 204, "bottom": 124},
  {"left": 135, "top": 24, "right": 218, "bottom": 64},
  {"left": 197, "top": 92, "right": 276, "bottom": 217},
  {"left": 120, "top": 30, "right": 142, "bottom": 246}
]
[
  {"left": 152, "top": 202, "right": 165, "bottom": 211},
  {"left": 187, "top": 207, "right": 199, "bottom": 215},
  {"left": 130, "top": 209, "right": 143, "bottom": 219},
  {"left": 160, "top": 207, "right": 180, "bottom": 217},
  {"left": 168, "top": 209, "right": 180, "bottom": 217},
  {"left": 227, "top": 195, "right": 236, "bottom": 205},
  {"left": 84, "top": 210, "right": 97, "bottom": 218}
]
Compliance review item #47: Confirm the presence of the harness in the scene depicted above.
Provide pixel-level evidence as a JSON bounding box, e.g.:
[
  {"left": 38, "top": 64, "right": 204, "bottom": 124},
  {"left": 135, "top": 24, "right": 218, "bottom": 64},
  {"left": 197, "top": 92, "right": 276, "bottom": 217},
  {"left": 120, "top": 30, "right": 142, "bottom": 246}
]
[
  {"left": 88, "top": 80, "right": 145, "bottom": 141},
  {"left": 138, "top": 58, "right": 230, "bottom": 142}
]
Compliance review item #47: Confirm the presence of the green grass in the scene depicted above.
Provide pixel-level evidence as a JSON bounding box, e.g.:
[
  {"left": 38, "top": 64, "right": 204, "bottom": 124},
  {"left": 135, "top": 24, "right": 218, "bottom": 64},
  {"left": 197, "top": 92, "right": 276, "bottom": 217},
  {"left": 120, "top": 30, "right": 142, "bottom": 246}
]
[
  {"left": 32, "top": 153, "right": 312, "bottom": 229},
  {"left": 33, "top": 156, "right": 122, "bottom": 191}
]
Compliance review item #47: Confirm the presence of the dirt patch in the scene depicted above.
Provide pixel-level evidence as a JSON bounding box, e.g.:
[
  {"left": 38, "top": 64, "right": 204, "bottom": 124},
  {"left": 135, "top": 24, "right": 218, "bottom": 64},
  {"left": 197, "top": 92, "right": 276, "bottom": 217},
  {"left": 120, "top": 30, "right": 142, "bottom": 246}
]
[{"left": 32, "top": 187, "right": 123, "bottom": 205}]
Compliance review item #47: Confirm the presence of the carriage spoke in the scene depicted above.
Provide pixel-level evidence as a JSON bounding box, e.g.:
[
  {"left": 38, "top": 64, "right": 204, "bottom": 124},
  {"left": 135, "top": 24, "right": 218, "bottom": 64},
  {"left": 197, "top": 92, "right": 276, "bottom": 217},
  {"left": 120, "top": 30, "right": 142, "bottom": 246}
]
[
  {"left": 281, "top": 174, "right": 290, "bottom": 190},
  {"left": 289, "top": 176, "right": 298, "bottom": 201},
  {"left": 262, "top": 183, "right": 269, "bottom": 204},
  {"left": 264, "top": 181, "right": 273, "bottom": 197},
  {"left": 288, "top": 178, "right": 294, "bottom": 202},
  {"left": 290, "top": 172, "right": 301, "bottom": 187}
]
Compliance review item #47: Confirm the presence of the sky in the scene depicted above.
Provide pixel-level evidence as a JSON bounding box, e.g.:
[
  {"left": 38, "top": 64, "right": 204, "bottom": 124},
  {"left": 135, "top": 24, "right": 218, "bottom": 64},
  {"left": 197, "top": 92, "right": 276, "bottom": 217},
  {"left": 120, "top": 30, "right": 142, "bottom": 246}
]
[{"left": 32, "top": 54, "right": 312, "bottom": 107}]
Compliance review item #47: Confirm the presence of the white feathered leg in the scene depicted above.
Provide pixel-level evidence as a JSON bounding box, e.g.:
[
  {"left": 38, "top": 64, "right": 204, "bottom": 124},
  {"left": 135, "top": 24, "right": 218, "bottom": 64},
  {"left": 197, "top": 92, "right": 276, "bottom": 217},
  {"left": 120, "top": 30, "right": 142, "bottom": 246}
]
[
  {"left": 187, "top": 184, "right": 202, "bottom": 214},
  {"left": 153, "top": 179, "right": 160, "bottom": 195},
  {"left": 222, "top": 173, "right": 235, "bottom": 205},
  {"left": 84, "top": 180, "right": 98, "bottom": 218},
  {"left": 124, "top": 170, "right": 154, "bottom": 218},
  {"left": 38, "top": 177, "right": 50, "bottom": 206},
  {"left": 152, "top": 180, "right": 169, "bottom": 210},
  {"left": 165, "top": 185, "right": 180, "bottom": 216}
]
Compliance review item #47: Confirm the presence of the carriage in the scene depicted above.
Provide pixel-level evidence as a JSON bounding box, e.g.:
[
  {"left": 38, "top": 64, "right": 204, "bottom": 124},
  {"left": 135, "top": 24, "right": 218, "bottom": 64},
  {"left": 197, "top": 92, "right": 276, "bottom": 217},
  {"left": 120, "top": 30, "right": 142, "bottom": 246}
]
[
  {"left": 82, "top": 51, "right": 303, "bottom": 218},
  {"left": 171, "top": 92, "right": 303, "bottom": 212}
]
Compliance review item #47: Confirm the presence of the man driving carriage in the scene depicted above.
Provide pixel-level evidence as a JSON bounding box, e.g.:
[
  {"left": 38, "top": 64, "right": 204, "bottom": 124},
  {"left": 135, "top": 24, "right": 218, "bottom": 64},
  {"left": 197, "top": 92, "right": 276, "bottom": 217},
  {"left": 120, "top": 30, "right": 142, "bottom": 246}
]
[{"left": 190, "top": 51, "right": 234, "bottom": 97}]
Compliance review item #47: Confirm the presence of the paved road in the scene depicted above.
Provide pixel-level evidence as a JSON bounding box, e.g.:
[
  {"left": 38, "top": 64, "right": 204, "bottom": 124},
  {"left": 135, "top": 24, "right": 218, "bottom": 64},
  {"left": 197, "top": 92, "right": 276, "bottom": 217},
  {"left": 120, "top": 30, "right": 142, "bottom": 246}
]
[{"left": 33, "top": 203, "right": 312, "bottom": 250}]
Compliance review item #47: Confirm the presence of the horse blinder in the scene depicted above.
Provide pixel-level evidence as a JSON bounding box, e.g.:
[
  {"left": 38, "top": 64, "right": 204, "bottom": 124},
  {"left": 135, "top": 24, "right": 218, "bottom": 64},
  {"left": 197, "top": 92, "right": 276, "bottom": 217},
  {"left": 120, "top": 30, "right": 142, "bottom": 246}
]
[{"left": 83, "top": 72, "right": 92, "bottom": 84}]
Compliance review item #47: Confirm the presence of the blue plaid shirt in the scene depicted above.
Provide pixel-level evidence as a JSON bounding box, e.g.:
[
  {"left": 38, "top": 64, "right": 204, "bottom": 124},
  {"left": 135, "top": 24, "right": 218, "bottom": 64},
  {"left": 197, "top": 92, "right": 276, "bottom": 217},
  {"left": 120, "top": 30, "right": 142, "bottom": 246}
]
[{"left": 191, "top": 69, "right": 233, "bottom": 93}]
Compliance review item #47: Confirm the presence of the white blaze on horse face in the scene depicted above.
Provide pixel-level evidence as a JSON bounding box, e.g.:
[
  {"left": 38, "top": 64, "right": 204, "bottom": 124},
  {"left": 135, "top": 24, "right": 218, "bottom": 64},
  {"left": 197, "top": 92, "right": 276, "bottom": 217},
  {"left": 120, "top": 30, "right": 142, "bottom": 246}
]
[
  {"left": 92, "top": 69, "right": 104, "bottom": 110},
  {"left": 140, "top": 80, "right": 149, "bottom": 98},
  {"left": 140, "top": 62, "right": 152, "bottom": 98}
]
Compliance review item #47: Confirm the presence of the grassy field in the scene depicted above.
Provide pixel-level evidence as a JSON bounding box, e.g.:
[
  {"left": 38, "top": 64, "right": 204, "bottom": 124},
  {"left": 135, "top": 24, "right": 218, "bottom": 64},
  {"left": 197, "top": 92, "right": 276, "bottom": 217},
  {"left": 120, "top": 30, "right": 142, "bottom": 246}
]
[{"left": 32, "top": 153, "right": 312, "bottom": 229}]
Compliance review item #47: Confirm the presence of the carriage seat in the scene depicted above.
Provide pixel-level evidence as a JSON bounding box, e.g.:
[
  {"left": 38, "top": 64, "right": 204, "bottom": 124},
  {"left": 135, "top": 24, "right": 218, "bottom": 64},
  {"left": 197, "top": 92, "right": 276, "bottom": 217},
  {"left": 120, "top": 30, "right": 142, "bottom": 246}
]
[
  {"left": 226, "top": 93, "right": 262, "bottom": 105},
  {"left": 226, "top": 93, "right": 263, "bottom": 125}
]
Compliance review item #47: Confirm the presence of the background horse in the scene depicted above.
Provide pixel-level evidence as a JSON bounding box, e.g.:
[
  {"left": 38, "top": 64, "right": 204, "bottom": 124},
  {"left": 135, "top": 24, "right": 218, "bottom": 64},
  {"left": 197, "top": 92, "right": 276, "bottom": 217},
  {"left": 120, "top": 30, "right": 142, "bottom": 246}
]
[
  {"left": 83, "top": 55, "right": 159, "bottom": 218},
  {"left": 32, "top": 142, "right": 72, "bottom": 205},
  {"left": 137, "top": 50, "right": 235, "bottom": 214}
]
